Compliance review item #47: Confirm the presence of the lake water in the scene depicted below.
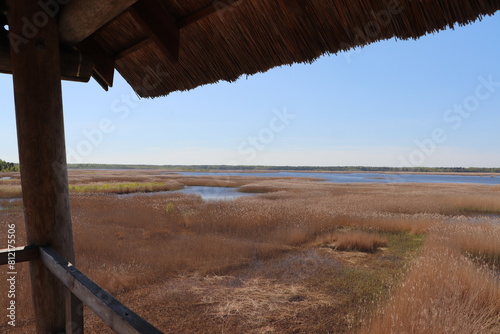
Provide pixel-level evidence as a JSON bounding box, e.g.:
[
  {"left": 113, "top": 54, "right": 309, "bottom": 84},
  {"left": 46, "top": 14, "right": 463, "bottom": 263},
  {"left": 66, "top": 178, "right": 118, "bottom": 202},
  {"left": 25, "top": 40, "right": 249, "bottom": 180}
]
[
  {"left": 118, "top": 186, "right": 253, "bottom": 201},
  {"left": 0, "top": 177, "right": 12, "bottom": 180},
  {"left": 0, "top": 198, "right": 21, "bottom": 210},
  {"left": 178, "top": 171, "right": 500, "bottom": 185},
  {"left": 174, "top": 186, "right": 254, "bottom": 201}
]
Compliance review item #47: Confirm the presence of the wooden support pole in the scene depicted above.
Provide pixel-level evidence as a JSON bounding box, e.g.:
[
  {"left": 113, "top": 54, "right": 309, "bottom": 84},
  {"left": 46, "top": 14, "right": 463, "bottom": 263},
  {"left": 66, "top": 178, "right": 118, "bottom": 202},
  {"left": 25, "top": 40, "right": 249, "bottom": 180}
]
[{"left": 7, "top": 0, "right": 83, "bottom": 333}]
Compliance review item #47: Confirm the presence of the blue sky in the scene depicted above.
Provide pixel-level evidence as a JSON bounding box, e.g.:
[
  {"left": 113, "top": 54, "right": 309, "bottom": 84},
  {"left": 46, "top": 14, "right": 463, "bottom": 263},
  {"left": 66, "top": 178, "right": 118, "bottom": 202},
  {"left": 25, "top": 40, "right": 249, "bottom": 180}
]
[{"left": 1, "top": 12, "right": 499, "bottom": 167}]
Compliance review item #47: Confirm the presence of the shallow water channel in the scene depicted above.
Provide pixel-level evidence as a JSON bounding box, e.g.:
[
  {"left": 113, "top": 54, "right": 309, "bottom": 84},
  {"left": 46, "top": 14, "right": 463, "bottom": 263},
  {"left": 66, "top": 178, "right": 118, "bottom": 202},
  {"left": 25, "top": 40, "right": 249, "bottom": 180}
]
[
  {"left": 118, "top": 186, "right": 254, "bottom": 201},
  {"left": 0, "top": 198, "right": 22, "bottom": 210},
  {"left": 178, "top": 171, "right": 500, "bottom": 185}
]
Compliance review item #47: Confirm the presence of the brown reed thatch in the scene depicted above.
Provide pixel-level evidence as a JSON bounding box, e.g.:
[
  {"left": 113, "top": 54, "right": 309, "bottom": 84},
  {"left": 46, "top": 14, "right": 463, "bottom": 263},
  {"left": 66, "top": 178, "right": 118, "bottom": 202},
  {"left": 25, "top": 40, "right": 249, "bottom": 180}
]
[{"left": 88, "top": 0, "right": 500, "bottom": 98}]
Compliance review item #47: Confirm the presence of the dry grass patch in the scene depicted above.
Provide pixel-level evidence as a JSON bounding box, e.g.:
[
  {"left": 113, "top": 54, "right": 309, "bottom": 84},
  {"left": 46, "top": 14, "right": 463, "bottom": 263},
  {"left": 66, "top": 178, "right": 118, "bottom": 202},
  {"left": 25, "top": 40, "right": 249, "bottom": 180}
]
[
  {"left": 0, "top": 184, "right": 22, "bottom": 198},
  {"left": 334, "top": 214, "right": 442, "bottom": 234},
  {"left": 320, "top": 230, "right": 388, "bottom": 253},
  {"left": 69, "top": 181, "right": 183, "bottom": 194},
  {"left": 446, "top": 223, "right": 500, "bottom": 267},
  {"left": 4, "top": 170, "right": 499, "bottom": 333},
  {"left": 198, "top": 276, "right": 334, "bottom": 327},
  {"left": 237, "top": 184, "right": 281, "bottom": 193},
  {"left": 363, "top": 223, "right": 500, "bottom": 334},
  {"left": 363, "top": 240, "right": 500, "bottom": 334}
]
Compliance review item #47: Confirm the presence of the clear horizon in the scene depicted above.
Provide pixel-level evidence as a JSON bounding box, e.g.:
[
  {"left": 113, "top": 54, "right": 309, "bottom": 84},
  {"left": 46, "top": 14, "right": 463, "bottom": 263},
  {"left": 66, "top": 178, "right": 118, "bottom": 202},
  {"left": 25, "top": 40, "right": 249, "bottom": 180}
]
[{"left": 1, "top": 12, "right": 499, "bottom": 168}]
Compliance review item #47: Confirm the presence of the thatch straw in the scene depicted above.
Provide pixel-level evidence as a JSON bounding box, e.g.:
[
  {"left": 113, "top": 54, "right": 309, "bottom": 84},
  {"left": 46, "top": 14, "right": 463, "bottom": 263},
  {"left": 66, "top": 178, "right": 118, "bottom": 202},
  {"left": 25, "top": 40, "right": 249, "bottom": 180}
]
[{"left": 93, "top": 0, "right": 500, "bottom": 97}]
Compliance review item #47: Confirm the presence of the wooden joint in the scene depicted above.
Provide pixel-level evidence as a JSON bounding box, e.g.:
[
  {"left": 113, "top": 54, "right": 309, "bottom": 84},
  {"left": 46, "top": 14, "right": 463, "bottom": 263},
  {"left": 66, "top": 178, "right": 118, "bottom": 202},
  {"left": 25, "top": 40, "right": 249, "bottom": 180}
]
[
  {"left": 77, "top": 37, "right": 115, "bottom": 89},
  {"left": 114, "top": 37, "right": 152, "bottom": 60},
  {"left": 0, "top": 245, "right": 39, "bottom": 265},
  {"left": 177, "top": 0, "right": 242, "bottom": 28},
  {"left": 0, "top": 42, "right": 94, "bottom": 82},
  {"left": 59, "top": 0, "right": 140, "bottom": 46},
  {"left": 129, "top": 0, "right": 179, "bottom": 63},
  {"left": 40, "top": 247, "right": 163, "bottom": 334}
]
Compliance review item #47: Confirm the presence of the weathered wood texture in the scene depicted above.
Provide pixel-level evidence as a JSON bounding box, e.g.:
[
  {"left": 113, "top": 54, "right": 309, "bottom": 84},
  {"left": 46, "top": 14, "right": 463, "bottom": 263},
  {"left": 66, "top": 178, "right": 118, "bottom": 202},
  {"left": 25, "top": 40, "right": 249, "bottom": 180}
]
[
  {"left": 177, "top": 0, "right": 241, "bottom": 28},
  {"left": 40, "top": 247, "right": 164, "bottom": 334},
  {"left": 7, "top": 0, "right": 83, "bottom": 332},
  {"left": 0, "top": 246, "right": 39, "bottom": 265},
  {"left": 0, "top": 44, "right": 94, "bottom": 82},
  {"left": 78, "top": 37, "right": 115, "bottom": 89},
  {"left": 129, "top": 0, "right": 179, "bottom": 63},
  {"left": 114, "top": 38, "right": 152, "bottom": 60},
  {"left": 59, "top": 0, "right": 139, "bottom": 45}
]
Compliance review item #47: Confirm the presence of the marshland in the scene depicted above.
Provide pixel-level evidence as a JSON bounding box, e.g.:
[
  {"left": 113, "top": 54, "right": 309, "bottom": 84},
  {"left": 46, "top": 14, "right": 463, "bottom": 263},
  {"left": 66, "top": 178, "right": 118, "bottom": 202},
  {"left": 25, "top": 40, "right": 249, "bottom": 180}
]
[{"left": 1, "top": 169, "right": 499, "bottom": 333}]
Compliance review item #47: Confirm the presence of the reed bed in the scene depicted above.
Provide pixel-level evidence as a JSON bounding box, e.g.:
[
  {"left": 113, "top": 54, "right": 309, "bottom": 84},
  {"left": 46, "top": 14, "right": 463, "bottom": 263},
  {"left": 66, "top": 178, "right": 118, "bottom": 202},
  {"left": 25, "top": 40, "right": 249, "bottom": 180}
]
[
  {"left": 445, "top": 223, "right": 500, "bottom": 267},
  {"left": 363, "top": 231, "right": 500, "bottom": 334},
  {"left": 319, "top": 231, "right": 388, "bottom": 253},
  {"left": 69, "top": 181, "right": 184, "bottom": 194},
  {"left": 1, "top": 170, "right": 499, "bottom": 333},
  {"left": 0, "top": 185, "right": 22, "bottom": 199}
]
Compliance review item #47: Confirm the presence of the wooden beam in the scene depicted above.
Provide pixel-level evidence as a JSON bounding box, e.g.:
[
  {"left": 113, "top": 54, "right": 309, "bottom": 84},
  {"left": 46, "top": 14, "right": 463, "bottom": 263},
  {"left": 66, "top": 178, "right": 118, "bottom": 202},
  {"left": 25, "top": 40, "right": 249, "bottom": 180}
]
[
  {"left": 114, "top": 37, "right": 152, "bottom": 60},
  {"left": 129, "top": 0, "right": 179, "bottom": 63},
  {"left": 78, "top": 37, "right": 115, "bottom": 88},
  {"left": 177, "top": 0, "right": 241, "bottom": 29},
  {"left": 40, "top": 247, "right": 163, "bottom": 334},
  {"left": 0, "top": 246, "right": 39, "bottom": 265},
  {"left": 7, "top": 0, "right": 83, "bottom": 332},
  {"left": 59, "top": 0, "right": 139, "bottom": 46},
  {"left": 177, "top": 0, "right": 303, "bottom": 29},
  {"left": 0, "top": 44, "right": 94, "bottom": 82}
]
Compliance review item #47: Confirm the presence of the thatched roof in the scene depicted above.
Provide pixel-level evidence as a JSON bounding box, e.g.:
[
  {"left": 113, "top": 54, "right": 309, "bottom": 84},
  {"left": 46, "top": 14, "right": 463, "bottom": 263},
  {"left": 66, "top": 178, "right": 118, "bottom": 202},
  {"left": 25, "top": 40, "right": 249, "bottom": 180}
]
[{"left": 78, "top": 0, "right": 500, "bottom": 97}]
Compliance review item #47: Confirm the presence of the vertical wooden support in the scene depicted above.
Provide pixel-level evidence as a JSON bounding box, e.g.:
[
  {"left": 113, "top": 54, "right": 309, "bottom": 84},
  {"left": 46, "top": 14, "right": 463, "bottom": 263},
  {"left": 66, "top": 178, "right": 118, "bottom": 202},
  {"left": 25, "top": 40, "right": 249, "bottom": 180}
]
[{"left": 7, "top": 0, "right": 83, "bottom": 333}]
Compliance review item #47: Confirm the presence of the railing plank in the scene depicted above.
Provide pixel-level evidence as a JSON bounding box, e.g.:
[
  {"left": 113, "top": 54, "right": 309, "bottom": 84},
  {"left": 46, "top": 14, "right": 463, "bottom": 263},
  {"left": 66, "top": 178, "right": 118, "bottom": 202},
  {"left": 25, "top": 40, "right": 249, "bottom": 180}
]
[
  {"left": 40, "top": 247, "right": 163, "bottom": 334},
  {"left": 0, "top": 246, "right": 39, "bottom": 265}
]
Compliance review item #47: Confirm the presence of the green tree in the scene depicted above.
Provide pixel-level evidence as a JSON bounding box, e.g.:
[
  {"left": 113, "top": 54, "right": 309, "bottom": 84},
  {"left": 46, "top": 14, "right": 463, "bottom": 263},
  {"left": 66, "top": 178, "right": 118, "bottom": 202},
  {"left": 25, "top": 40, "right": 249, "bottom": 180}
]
[{"left": 0, "top": 159, "right": 19, "bottom": 172}]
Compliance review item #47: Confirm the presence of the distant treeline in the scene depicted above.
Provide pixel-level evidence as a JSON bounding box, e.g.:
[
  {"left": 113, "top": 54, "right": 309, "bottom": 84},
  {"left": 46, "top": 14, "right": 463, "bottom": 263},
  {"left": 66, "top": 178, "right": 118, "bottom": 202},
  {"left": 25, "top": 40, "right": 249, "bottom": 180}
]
[
  {"left": 0, "top": 159, "right": 19, "bottom": 172},
  {"left": 67, "top": 164, "right": 500, "bottom": 173}
]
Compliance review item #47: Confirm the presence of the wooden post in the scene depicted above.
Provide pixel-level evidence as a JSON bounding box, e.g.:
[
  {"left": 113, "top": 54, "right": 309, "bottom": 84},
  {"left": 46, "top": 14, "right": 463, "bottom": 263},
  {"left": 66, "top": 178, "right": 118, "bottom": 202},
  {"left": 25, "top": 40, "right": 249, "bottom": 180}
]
[{"left": 7, "top": 0, "right": 83, "bottom": 333}]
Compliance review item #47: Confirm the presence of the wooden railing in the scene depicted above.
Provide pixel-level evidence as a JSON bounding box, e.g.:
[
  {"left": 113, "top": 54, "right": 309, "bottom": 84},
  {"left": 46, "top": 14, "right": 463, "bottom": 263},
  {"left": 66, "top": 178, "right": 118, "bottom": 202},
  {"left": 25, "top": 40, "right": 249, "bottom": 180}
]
[{"left": 0, "top": 246, "right": 163, "bottom": 334}]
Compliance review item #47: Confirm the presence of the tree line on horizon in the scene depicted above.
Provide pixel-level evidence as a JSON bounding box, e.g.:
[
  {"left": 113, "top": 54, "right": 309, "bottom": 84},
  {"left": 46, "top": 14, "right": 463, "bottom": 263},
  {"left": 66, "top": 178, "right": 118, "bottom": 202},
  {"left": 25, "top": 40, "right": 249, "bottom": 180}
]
[
  {"left": 3, "top": 161, "right": 500, "bottom": 173},
  {"left": 66, "top": 163, "right": 500, "bottom": 174},
  {"left": 0, "top": 159, "right": 19, "bottom": 172}
]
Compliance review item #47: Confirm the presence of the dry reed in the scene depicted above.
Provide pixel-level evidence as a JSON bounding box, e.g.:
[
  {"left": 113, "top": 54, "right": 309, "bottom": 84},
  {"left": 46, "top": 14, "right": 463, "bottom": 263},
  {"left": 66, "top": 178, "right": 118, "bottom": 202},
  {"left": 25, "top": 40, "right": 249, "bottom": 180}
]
[
  {"left": 319, "top": 231, "right": 388, "bottom": 253},
  {"left": 363, "top": 235, "right": 500, "bottom": 334},
  {"left": 1, "top": 171, "right": 499, "bottom": 333}
]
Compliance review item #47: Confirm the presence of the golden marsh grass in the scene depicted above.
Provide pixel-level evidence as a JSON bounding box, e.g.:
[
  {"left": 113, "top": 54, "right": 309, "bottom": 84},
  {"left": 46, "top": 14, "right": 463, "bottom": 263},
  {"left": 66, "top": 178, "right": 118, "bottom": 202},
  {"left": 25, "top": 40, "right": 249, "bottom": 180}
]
[{"left": 0, "top": 170, "right": 499, "bottom": 333}]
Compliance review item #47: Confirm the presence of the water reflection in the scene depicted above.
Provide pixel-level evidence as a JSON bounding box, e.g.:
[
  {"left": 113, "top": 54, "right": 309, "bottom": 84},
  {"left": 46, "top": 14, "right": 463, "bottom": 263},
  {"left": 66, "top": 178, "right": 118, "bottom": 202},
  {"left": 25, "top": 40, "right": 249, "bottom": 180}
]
[
  {"left": 0, "top": 198, "right": 22, "bottom": 210},
  {"left": 175, "top": 186, "right": 254, "bottom": 201},
  {"left": 178, "top": 172, "right": 500, "bottom": 185},
  {"left": 117, "top": 186, "right": 254, "bottom": 201}
]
